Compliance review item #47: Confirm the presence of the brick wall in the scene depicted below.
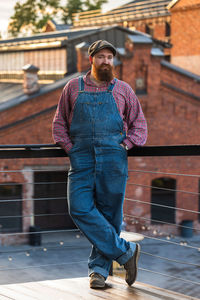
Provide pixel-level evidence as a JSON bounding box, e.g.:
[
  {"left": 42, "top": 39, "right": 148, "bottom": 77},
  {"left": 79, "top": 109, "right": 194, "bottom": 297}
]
[
  {"left": 117, "top": 37, "right": 200, "bottom": 235},
  {"left": 170, "top": 0, "right": 200, "bottom": 74}
]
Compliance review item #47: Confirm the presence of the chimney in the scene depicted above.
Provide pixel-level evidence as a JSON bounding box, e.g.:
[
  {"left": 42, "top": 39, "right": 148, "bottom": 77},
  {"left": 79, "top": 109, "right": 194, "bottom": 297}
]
[
  {"left": 22, "top": 64, "right": 40, "bottom": 95},
  {"left": 75, "top": 42, "right": 90, "bottom": 72}
]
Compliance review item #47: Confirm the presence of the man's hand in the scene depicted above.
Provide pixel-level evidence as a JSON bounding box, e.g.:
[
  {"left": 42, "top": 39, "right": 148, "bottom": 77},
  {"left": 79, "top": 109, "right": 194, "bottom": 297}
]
[{"left": 120, "top": 143, "right": 128, "bottom": 150}]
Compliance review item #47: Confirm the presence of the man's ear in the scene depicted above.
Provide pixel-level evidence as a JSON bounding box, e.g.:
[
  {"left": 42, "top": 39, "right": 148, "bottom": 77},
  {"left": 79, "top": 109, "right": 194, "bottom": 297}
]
[{"left": 89, "top": 56, "right": 93, "bottom": 64}]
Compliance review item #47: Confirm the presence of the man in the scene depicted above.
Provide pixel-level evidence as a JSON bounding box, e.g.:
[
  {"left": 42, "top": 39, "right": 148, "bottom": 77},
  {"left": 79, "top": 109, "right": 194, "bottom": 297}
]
[{"left": 52, "top": 40, "right": 147, "bottom": 289}]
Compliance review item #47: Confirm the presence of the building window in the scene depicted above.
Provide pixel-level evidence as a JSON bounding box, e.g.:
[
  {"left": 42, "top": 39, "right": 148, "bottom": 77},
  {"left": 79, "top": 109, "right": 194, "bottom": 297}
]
[
  {"left": 145, "top": 24, "right": 154, "bottom": 36},
  {"left": 135, "top": 60, "right": 148, "bottom": 95},
  {"left": 34, "top": 171, "right": 76, "bottom": 230},
  {"left": 0, "top": 184, "right": 22, "bottom": 233},
  {"left": 151, "top": 178, "right": 176, "bottom": 224},
  {"left": 135, "top": 77, "right": 147, "bottom": 95},
  {"left": 165, "top": 22, "right": 171, "bottom": 37}
]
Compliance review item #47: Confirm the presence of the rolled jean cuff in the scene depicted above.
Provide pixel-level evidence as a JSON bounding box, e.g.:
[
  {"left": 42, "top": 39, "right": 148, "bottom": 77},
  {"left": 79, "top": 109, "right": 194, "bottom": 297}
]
[
  {"left": 116, "top": 242, "right": 136, "bottom": 265},
  {"left": 88, "top": 266, "right": 109, "bottom": 279}
]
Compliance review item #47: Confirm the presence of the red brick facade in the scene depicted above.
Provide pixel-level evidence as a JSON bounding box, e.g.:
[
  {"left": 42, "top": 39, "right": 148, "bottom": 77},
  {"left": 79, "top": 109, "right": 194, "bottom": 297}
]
[
  {"left": 0, "top": 37, "right": 200, "bottom": 245},
  {"left": 169, "top": 0, "right": 200, "bottom": 74}
]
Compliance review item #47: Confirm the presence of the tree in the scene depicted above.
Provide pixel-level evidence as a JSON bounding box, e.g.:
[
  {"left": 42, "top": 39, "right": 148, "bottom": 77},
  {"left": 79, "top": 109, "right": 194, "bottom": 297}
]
[
  {"left": 8, "top": 0, "right": 62, "bottom": 37},
  {"left": 84, "top": 0, "right": 108, "bottom": 11},
  {"left": 62, "top": 0, "right": 108, "bottom": 24},
  {"left": 62, "top": 0, "right": 83, "bottom": 24},
  {"left": 8, "top": 0, "right": 108, "bottom": 37}
]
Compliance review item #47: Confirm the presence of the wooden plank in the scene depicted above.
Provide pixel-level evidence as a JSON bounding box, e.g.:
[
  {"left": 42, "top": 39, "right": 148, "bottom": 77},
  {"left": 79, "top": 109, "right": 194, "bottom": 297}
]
[{"left": 0, "top": 277, "right": 198, "bottom": 300}]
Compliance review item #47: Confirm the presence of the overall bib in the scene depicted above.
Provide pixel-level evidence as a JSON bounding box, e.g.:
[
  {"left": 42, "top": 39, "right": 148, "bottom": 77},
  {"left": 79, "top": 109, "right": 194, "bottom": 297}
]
[{"left": 68, "top": 77, "right": 136, "bottom": 279}]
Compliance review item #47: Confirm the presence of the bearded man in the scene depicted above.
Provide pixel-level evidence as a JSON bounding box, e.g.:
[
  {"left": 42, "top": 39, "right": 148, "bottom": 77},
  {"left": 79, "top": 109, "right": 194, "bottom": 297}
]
[{"left": 52, "top": 40, "right": 147, "bottom": 289}]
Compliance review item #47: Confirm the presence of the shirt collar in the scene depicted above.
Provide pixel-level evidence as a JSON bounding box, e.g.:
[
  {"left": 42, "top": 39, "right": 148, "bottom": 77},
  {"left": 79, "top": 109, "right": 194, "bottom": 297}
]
[{"left": 83, "top": 71, "right": 115, "bottom": 87}]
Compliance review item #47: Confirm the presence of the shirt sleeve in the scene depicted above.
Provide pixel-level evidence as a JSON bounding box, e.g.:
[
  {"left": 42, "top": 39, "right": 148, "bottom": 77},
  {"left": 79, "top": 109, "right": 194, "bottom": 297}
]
[
  {"left": 52, "top": 83, "right": 73, "bottom": 153},
  {"left": 123, "top": 87, "right": 148, "bottom": 149}
]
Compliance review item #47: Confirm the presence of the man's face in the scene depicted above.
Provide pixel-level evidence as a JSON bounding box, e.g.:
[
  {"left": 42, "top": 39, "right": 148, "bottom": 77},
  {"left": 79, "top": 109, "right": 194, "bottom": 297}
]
[{"left": 91, "top": 48, "right": 114, "bottom": 82}]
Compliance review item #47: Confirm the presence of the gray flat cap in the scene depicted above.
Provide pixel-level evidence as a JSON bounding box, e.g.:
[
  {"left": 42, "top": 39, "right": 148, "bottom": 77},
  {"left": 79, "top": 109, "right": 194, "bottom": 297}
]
[{"left": 88, "top": 40, "right": 116, "bottom": 57}]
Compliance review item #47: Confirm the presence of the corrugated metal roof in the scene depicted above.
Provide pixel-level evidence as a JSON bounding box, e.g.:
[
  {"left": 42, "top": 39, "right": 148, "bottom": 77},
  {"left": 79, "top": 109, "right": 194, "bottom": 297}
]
[
  {"left": 108, "top": 0, "right": 171, "bottom": 18},
  {"left": 73, "top": 0, "right": 171, "bottom": 25}
]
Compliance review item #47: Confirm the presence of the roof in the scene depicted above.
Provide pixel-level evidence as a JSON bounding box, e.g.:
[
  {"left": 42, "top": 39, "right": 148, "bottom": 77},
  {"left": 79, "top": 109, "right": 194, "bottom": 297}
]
[
  {"left": 110, "top": 0, "right": 171, "bottom": 17},
  {"left": 127, "top": 33, "right": 152, "bottom": 44},
  {"left": 0, "top": 72, "right": 82, "bottom": 113},
  {"left": 73, "top": 0, "right": 171, "bottom": 26},
  {"left": 49, "top": 19, "right": 72, "bottom": 31},
  {"left": 0, "top": 83, "right": 24, "bottom": 106},
  {"left": 0, "top": 25, "right": 170, "bottom": 111},
  {"left": 0, "top": 25, "right": 171, "bottom": 51},
  {"left": 0, "top": 28, "right": 101, "bottom": 47},
  {"left": 167, "top": 0, "right": 179, "bottom": 9},
  {"left": 161, "top": 60, "right": 200, "bottom": 82}
]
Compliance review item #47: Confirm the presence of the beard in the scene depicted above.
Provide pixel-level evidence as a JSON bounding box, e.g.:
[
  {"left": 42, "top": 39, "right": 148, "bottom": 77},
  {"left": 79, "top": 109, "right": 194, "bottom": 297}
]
[{"left": 93, "top": 63, "right": 114, "bottom": 82}]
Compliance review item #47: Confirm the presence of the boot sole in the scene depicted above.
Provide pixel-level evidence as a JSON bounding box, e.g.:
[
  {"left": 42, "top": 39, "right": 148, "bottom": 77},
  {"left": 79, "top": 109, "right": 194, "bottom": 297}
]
[
  {"left": 126, "top": 243, "right": 141, "bottom": 286},
  {"left": 90, "top": 282, "right": 105, "bottom": 289},
  {"left": 134, "top": 243, "right": 141, "bottom": 283}
]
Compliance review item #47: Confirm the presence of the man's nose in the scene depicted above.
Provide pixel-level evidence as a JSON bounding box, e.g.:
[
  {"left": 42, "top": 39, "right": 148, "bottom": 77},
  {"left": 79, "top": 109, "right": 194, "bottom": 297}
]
[{"left": 103, "top": 57, "right": 110, "bottom": 64}]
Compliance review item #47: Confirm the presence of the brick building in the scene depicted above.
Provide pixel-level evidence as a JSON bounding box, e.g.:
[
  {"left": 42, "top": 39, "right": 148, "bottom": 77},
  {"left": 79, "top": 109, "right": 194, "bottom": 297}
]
[
  {"left": 73, "top": 0, "right": 200, "bottom": 75},
  {"left": 73, "top": 0, "right": 171, "bottom": 43},
  {"left": 0, "top": 26, "right": 199, "bottom": 245},
  {"left": 168, "top": 0, "right": 200, "bottom": 75}
]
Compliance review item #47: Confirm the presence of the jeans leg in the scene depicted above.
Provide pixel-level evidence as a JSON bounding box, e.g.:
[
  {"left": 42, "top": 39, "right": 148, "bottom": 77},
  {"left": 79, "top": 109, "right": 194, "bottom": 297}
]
[{"left": 88, "top": 167, "right": 128, "bottom": 278}]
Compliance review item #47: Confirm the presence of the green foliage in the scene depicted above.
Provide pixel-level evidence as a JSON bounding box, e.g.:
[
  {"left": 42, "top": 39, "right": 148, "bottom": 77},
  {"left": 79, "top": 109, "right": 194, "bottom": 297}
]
[
  {"left": 8, "top": 0, "right": 108, "bottom": 37},
  {"left": 84, "top": 0, "right": 108, "bottom": 11},
  {"left": 62, "top": 0, "right": 108, "bottom": 23},
  {"left": 62, "top": 0, "right": 83, "bottom": 24},
  {"left": 8, "top": 0, "right": 61, "bottom": 37}
]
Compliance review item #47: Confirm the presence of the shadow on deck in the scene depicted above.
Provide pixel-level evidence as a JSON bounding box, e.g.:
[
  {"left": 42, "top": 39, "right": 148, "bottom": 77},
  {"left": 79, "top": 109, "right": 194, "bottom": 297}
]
[{"left": 0, "top": 276, "right": 198, "bottom": 300}]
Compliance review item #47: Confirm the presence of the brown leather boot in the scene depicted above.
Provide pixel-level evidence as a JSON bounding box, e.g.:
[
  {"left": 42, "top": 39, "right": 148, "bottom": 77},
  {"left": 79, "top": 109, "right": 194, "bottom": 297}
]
[
  {"left": 90, "top": 273, "right": 106, "bottom": 289},
  {"left": 124, "top": 243, "right": 141, "bottom": 286}
]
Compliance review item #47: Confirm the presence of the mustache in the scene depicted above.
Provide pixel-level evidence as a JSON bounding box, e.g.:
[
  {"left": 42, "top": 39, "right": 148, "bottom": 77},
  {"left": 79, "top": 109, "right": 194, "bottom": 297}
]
[{"left": 99, "top": 63, "right": 112, "bottom": 68}]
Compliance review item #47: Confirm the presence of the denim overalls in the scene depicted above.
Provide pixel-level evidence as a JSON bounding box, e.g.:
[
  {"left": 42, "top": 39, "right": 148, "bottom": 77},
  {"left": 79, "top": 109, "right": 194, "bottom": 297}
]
[{"left": 68, "top": 76, "right": 136, "bottom": 279}]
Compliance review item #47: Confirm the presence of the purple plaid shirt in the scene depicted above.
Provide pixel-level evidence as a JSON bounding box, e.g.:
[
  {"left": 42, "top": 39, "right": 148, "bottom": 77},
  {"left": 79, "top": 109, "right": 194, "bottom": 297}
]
[{"left": 52, "top": 71, "right": 147, "bottom": 153}]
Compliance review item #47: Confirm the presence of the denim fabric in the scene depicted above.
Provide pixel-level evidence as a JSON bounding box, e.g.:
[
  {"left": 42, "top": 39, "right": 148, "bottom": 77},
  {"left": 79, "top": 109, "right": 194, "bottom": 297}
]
[{"left": 68, "top": 76, "right": 136, "bottom": 279}]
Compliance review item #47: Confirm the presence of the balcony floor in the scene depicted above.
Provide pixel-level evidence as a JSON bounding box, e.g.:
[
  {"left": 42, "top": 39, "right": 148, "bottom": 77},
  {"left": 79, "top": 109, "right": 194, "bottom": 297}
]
[{"left": 0, "top": 276, "right": 198, "bottom": 300}]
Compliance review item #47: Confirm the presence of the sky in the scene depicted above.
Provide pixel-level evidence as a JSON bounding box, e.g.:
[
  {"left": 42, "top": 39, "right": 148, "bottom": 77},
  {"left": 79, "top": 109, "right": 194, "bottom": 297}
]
[{"left": 0, "top": 0, "right": 130, "bottom": 38}]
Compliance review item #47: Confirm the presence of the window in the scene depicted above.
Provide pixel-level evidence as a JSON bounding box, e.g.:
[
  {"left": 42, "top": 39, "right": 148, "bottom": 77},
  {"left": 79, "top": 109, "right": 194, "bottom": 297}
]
[
  {"left": 34, "top": 171, "right": 76, "bottom": 230},
  {"left": 135, "top": 77, "right": 147, "bottom": 95},
  {"left": 165, "top": 22, "right": 171, "bottom": 37},
  {"left": 135, "top": 61, "right": 148, "bottom": 95},
  {"left": 145, "top": 24, "right": 154, "bottom": 36},
  {"left": 0, "top": 184, "right": 22, "bottom": 232},
  {"left": 151, "top": 178, "right": 176, "bottom": 224}
]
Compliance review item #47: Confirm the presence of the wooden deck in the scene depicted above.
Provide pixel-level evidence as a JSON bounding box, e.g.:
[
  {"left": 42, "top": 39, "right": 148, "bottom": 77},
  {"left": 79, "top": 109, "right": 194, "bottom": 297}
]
[{"left": 0, "top": 276, "right": 198, "bottom": 300}]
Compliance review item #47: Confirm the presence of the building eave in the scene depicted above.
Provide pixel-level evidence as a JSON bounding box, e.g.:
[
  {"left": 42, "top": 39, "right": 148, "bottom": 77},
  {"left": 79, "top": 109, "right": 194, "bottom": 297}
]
[{"left": 167, "top": 0, "right": 179, "bottom": 10}]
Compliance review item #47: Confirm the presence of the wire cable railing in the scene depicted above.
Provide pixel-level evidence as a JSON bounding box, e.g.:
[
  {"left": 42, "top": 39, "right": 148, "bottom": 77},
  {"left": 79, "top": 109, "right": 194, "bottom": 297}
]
[
  {"left": 0, "top": 144, "right": 200, "bottom": 297},
  {"left": 124, "top": 213, "right": 200, "bottom": 233},
  {"left": 125, "top": 197, "right": 200, "bottom": 215},
  {"left": 127, "top": 182, "right": 200, "bottom": 196}
]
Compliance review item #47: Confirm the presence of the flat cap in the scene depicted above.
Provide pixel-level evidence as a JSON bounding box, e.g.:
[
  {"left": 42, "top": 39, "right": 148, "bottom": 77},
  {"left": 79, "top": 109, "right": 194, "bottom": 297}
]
[{"left": 88, "top": 40, "right": 116, "bottom": 57}]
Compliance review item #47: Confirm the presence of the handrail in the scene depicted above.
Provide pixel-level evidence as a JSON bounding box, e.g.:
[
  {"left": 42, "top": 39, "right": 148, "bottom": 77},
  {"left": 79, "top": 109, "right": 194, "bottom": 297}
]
[{"left": 0, "top": 144, "right": 200, "bottom": 159}]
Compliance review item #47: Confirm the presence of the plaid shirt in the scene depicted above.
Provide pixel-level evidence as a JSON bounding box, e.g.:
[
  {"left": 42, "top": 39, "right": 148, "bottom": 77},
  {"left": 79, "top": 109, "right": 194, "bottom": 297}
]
[{"left": 52, "top": 71, "right": 147, "bottom": 153}]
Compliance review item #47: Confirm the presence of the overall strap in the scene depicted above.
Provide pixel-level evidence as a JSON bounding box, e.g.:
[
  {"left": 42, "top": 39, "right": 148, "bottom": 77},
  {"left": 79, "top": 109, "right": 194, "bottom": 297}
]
[
  {"left": 107, "top": 78, "right": 117, "bottom": 92},
  {"left": 78, "top": 76, "right": 85, "bottom": 92}
]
